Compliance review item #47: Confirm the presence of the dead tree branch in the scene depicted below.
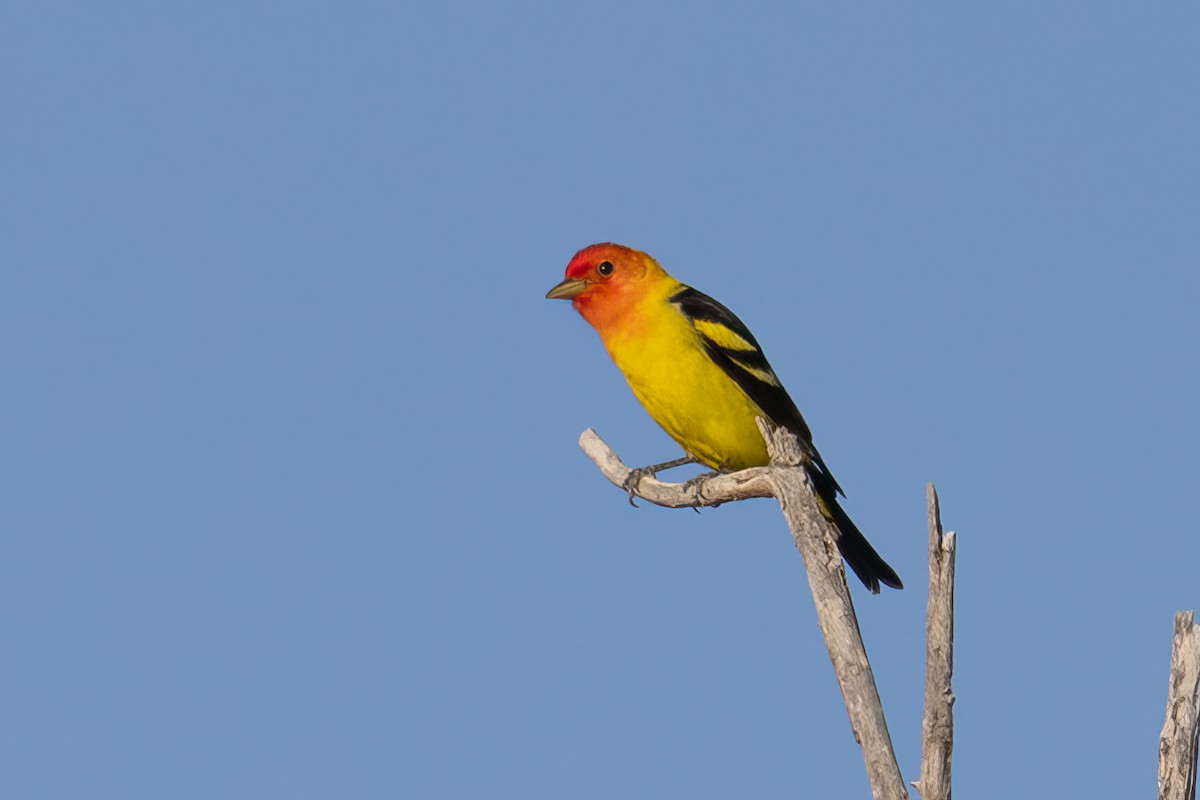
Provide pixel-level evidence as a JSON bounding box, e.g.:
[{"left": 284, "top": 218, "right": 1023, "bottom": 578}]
[
  {"left": 914, "top": 483, "right": 955, "bottom": 800},
  {"left": 1159, "top": 611, "right": 1200, "bottom": 800},
  {"left": 577, "top": 428, "right": 775, "bottom": 507},
  {"left": 577, "top": 423, "right": 909, "bottom": 800}
]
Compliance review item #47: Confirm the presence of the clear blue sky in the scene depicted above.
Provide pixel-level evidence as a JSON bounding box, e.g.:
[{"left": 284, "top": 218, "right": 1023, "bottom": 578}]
[{"left": 3, "top": 2, "right": 1197, "bottom": 797}]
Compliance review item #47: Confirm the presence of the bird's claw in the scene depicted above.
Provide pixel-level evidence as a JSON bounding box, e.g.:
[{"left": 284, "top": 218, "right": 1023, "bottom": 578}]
[
  {"left": 620, "top": 457, "right": 701, "bottom": 508},
  {"left": 622, "top": 466, "right": 656, "bottom": 507},
  {"left": 682, "top": 470, "right": 721, "bottom": 511},
  {"left": 682, "top": 470, "right": 720, "bottom": 495}
]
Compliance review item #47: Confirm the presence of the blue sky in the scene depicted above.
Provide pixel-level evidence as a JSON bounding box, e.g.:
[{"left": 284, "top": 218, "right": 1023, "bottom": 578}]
[{"left": 3, "top": 2, "right": 1198, "bottom": 797}]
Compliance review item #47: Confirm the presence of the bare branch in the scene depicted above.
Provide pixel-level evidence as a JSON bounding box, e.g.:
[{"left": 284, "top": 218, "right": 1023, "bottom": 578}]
[
  {"left": 577, "top": 424, "right": 909, "bottom": 799},
  {"left": 577, "top": 428, "right": 775, "bottom": 507},
  {"left": 914, "top": 483, "right": 955, "bottom": 800},
  {"left": 755, "top": 420, "right": 909, "bottom": 800},
  {"left": 1159, "top": 611, "right": 1200, "bottom": 800}
]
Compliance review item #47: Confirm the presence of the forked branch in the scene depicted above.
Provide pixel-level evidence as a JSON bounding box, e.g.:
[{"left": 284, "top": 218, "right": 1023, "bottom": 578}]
[{"left": 578, "top": 423, "right": 909, "bottom": 800}]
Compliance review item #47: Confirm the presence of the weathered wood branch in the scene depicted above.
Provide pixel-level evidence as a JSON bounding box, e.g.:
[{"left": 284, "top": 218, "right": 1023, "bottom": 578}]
[
  {"left": 578, "top": 423, "right": 909, "bottom": 800},
  {"left": 1159, "top": 611, "right": 1200, "bottom": 800},
  {"left": 577, "top": 428, "right": 776, "bottom": 506},
  {"left": 914, "top": 483, "right": 955, "bottom": 800}
]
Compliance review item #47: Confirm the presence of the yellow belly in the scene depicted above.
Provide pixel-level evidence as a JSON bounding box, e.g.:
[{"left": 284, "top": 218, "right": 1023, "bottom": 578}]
[{"left": 603, "top": 313, "right": 769, "bottom": 472}]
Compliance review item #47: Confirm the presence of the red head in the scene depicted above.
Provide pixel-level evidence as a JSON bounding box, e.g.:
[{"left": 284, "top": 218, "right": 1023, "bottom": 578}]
[{"left": 545, "top": 243, "right": 672, "bottom": 332}]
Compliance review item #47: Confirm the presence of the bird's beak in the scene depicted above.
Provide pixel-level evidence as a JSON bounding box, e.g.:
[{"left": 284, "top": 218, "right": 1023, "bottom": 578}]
[{"left": 545, "top": 277, "right": 589, "bottom": 300}]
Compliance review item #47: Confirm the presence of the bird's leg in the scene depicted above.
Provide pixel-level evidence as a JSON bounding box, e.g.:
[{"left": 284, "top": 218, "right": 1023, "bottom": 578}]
[
  {"left": 682, "top": 470, "right": 723, "bottom": 507},
  {"left": 622, "top": 455, "right": 699, "bottom": 507}
]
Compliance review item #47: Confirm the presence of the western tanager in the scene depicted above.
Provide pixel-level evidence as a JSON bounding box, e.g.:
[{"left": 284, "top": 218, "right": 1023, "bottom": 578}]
[{"left": 546, "top": 243, "right": 902, "bottom": 593}]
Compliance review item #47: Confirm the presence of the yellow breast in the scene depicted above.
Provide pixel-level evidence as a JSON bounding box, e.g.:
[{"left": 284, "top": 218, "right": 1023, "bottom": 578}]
[{"left": 601, "top": 298, "right": 770, "bottom": 472}]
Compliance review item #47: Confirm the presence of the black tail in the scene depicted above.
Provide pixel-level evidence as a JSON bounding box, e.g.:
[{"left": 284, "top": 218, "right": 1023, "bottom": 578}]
[{"left": 807, "top": 467, "right": 903, "bottom": 594}]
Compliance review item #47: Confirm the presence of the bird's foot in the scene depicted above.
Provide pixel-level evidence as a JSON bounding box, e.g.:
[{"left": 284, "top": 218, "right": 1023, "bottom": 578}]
[
  {"left": 620, "top": 455, "right": 699, "bottom": 507},
  {"left": 622, "top": 466, "right": 657, "bottom": 507},
  {"left": 682, "top": 471, "right": 721, "bottom": 499}
]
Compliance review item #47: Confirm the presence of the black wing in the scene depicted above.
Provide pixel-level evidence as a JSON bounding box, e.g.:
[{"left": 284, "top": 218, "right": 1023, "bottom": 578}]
[
  {"left": 671, "top": 285, "right": 900, "bottom": 591},
  {"left": 670, "top": 285, "right": 844, "bottom": 497}
]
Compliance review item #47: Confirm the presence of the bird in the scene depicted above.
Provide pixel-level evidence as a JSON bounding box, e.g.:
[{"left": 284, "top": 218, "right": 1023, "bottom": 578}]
[{"left": 546, "top": 243, "right": 902, "bottom": 593}]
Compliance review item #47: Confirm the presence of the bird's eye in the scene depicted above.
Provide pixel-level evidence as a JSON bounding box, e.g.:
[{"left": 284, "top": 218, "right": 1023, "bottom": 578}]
[{"left": 597, "top": 261, "right": 614, "bottom": 276}]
